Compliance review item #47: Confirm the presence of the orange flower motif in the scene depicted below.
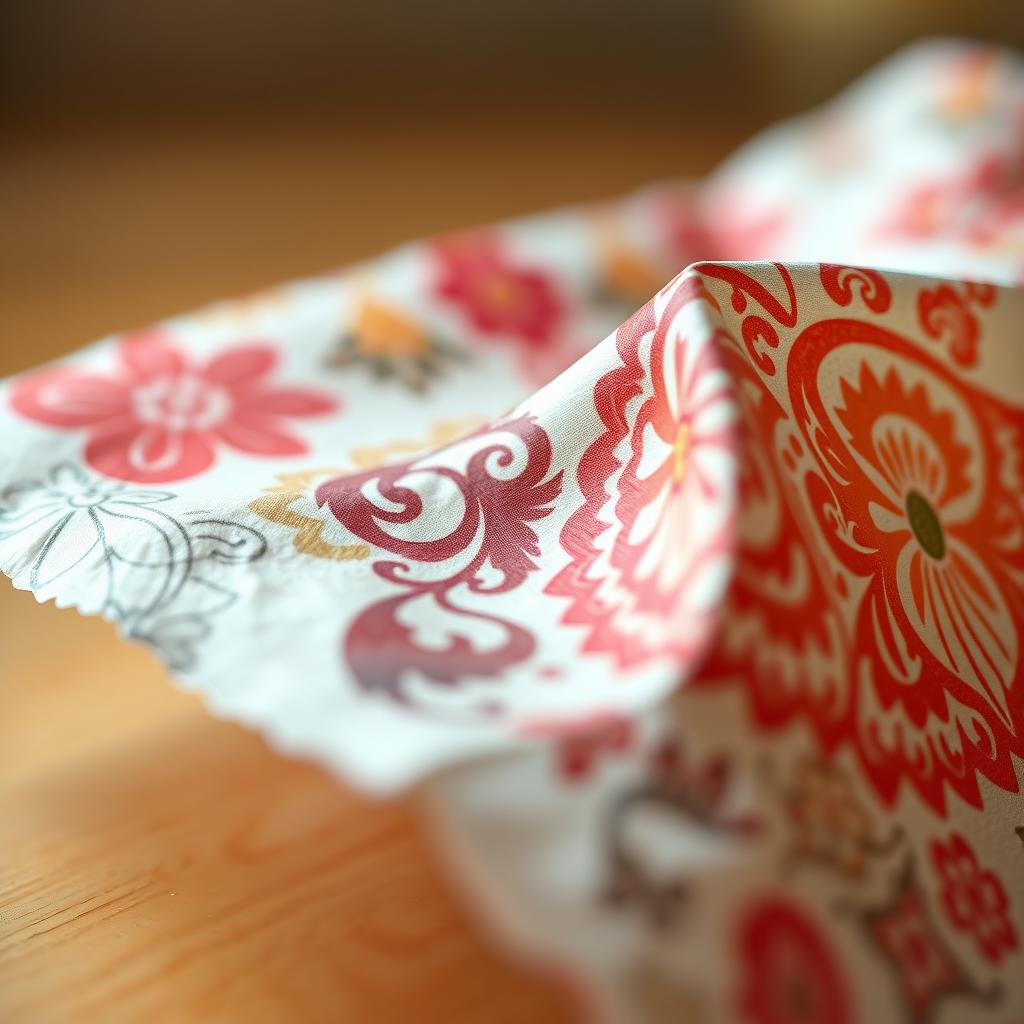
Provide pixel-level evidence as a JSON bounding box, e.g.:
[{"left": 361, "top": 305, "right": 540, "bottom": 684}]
[
  {"left": 330, "top": 298, "right": 465, "bottom": 392},
  {"left": 834, "top": 364, "right": 1018, "bottom": 732},
  {"left": 351, "top": 300, "right": 431, "bottom": 357},
  {"left": 938, "top": 47, "right": 1000, "bottom": 122},
  {"left": 602, "top": 244, "right": 670, "bottom": 305}
]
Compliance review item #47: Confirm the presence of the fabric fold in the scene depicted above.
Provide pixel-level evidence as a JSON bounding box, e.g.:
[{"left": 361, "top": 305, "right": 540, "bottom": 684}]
[
  {"left": 426, "top": 264, "right": 1024, "bottom": 1021},
  {"left": 3, "top": 35, "right": 1024, "bottom": 1023},
  {"left": 0, "top": 259, "right": 745, "bottom": 790}
]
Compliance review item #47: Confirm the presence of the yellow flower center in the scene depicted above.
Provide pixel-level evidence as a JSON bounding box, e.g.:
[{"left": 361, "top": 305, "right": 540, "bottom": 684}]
[{"left": 481, "top": 274, "right": 519, "bottom": 310}]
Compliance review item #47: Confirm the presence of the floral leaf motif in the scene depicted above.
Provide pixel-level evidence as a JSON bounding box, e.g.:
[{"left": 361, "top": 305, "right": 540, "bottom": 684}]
[{"left": 0, "top": 462, "right": 267, "bottom": 671}]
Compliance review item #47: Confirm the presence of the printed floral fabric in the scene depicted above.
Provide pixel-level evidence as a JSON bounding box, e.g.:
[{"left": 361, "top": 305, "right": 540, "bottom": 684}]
[{"left": 2, "top": 39, "right": 1023, "bottom": 1023}]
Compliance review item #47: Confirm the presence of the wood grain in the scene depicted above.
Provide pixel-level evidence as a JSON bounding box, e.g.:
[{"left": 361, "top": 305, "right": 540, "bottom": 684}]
[
  {"left": 0, "top": 621, "right": 566, "bottom": 1022},
  {"left": 0, "top": 111, "right": 737, "bottom": 1022}
]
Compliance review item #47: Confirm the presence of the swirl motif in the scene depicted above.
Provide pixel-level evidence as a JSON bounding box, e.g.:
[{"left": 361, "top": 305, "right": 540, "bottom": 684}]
[
  {"left": 917, "top": 280, "right": 997, "bottom": 368},
  {"left": 698, "top": 262, "right": 798, "bottom": 376},
  {"left": 820, "top": 264, "right": 892, "bottom": 313},
  {"left": 315, "top": 415, "right": 562, "bottom": 710}
]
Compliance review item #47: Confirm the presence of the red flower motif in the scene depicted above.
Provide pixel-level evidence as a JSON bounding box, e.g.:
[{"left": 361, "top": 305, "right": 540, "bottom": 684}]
[
  {"left": 866, "top": 872, "right": 966, "bottom": 1020},
  {"left": 433, "top": 235, "right": 563, "bottom": 347},
  {"left": 930, "top": 832, "right": 1018, "bottom": 964},
  {"left": 737, "top": 898, "right": 852, "bottom": 1024},
  {"left": 547, "top": 277, "right": 738, "bottom": 668},
  {"left": 9, "top": 331, "right": 335, "bottom": 483}
]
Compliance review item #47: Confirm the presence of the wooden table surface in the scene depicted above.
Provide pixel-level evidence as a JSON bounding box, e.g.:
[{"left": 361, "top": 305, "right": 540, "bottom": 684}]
[{"left": 0, "top": 110, "right": 741, "bottom": 1023}]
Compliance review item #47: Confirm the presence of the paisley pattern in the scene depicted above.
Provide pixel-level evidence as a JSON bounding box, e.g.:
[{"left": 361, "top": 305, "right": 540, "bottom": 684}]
[
  {"left": 790, "top": 327, "right": 1023, "bottom": 808},
  {"left": 427, "top": 264, "right": 1024, "bottom": 1024},
  {"left": 698, "top": 264, "right": 1024, "bottom": 813}
]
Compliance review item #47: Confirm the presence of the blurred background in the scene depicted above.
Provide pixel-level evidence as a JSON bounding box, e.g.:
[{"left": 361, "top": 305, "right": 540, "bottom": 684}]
[
  {"left": 2, "top": 0, "right": 1023, "bottom": 373},
  {"left": 1, "top": 2, "right": 1022, "bottom": 1021}
]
